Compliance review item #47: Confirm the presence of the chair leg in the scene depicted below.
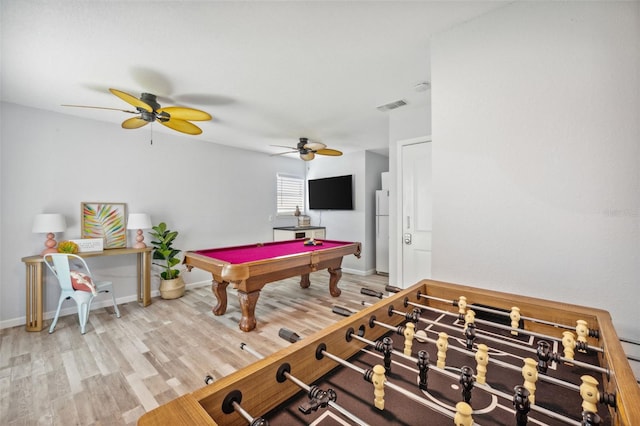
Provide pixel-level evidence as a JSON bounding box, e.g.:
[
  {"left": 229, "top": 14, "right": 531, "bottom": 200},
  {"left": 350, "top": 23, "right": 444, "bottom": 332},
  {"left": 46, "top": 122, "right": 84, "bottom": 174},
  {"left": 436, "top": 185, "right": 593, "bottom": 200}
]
[
  {"left": 111, "top": 291, "right": 121, "bottom": 318},
  {"left": 78, "top": 301, "right": 89, "bottom": 335},
  {"left": 48, "top": 296, "right": 66, "bottom": 334}
]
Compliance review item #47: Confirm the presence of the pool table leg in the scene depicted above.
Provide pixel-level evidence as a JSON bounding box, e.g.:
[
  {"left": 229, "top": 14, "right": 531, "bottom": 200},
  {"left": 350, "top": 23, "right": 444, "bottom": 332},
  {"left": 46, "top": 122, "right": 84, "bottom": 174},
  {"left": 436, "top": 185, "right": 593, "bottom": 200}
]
[
  {"left": 237, "top": 290, "right": 259, "bottom": 332},
  {"left": 327, "top": 267, "right": 342, "bottom": 297},
  {"left": 299, "top": 274, "right": 311, "bottom": 289},
  {"left": 211, "top": 279, "right": 229, "bottom": 315}
]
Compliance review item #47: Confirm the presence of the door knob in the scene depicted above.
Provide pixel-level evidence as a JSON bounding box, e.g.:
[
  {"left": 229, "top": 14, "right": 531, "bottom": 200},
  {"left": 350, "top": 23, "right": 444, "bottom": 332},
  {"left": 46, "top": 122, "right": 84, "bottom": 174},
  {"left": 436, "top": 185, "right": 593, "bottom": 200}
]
[{"left": 404, "top": 233, "right": 412, "bottom": 245}]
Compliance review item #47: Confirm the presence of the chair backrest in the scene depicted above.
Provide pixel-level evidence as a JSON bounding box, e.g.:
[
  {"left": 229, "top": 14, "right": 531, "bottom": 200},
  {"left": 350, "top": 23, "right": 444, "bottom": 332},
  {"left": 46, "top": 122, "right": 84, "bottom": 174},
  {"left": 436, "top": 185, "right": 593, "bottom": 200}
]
[{"left": 43, "top": 253, "right": 93, "bottom": 293}]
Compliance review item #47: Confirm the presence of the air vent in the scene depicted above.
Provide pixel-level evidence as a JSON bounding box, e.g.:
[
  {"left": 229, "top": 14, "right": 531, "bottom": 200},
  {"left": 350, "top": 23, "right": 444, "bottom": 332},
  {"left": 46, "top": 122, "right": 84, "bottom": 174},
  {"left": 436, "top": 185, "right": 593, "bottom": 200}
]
[{"left": 376, "top": 99, "right": 408, "bottom": 112}]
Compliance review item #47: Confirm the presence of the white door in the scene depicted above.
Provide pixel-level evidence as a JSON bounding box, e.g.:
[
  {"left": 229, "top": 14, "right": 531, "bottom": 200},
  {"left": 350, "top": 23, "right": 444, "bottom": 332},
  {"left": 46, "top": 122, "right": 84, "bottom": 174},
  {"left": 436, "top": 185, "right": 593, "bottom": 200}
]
[{"left": 401, "top": 140, "right": 432, "bottom": 286}]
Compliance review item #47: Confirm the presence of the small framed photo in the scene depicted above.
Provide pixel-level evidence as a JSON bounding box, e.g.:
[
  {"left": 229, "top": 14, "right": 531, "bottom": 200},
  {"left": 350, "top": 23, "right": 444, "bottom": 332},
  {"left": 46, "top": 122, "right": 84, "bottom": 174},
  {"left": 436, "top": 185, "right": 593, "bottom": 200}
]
[{"left": 81, "top": 202, "right": 127, "bottom": 249}]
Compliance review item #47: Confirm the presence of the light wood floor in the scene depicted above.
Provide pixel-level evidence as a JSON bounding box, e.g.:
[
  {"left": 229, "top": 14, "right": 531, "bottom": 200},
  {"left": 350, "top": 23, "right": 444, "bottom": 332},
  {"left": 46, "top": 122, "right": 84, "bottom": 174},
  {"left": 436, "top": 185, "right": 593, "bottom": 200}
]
[{"left": 0, "top": 271, "right": 388, "bottom": 425}]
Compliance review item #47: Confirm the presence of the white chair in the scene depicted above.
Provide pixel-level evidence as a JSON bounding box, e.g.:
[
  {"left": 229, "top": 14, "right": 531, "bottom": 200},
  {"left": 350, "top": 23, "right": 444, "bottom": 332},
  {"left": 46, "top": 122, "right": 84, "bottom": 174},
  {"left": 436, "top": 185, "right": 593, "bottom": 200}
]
[{"left": 43, "top": 253, "right": 120, "bottom": 334}]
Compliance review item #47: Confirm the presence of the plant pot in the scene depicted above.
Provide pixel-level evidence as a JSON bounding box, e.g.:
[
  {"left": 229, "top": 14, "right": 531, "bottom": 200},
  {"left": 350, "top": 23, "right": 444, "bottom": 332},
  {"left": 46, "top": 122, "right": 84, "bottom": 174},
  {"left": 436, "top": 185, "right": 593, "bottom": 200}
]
[{"left": 159, "top": 276, "right": 185, "bottom": 300}]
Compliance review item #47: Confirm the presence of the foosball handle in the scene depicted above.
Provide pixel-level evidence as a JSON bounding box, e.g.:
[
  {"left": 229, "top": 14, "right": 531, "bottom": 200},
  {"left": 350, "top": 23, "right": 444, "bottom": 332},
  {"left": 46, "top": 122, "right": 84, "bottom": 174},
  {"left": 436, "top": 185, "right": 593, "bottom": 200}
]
[
  {"left": 332, "top": 306, "right": 354, "bottom": 317},
  {"left": 278, "top": 328, "right": 302, "bottom": 343},
  {"left": 361, "top": 288, "right": 383, "bottom": 298},
  {"left": 385, "top": 285, "right": 402, "bottom": 293}
]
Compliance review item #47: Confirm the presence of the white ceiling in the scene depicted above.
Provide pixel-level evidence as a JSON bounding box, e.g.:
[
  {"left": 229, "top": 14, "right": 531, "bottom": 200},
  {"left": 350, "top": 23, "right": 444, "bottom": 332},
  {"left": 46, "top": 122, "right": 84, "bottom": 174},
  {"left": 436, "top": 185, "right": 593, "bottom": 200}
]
[{"left": 1, "top": 1, "right": 505, "bottom": 158}]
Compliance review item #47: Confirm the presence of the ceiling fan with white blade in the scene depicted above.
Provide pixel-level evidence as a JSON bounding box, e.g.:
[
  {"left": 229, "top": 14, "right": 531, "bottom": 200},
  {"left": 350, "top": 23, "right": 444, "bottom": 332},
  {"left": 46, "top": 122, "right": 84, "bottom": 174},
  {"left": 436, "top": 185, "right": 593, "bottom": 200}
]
[
  {"left": 63, "top": 88, "right": 212, "bottom": 135},
  {"left": 271, "top": 137, "right": 342, "bottom": 161}
]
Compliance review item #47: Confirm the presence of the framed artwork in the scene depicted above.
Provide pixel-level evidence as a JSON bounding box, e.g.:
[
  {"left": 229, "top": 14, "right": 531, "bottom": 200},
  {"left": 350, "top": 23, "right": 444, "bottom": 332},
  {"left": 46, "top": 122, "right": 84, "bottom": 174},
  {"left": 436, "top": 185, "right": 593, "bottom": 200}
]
[{"left": 81, "top": 202, "right": 127, "bottom": 249}]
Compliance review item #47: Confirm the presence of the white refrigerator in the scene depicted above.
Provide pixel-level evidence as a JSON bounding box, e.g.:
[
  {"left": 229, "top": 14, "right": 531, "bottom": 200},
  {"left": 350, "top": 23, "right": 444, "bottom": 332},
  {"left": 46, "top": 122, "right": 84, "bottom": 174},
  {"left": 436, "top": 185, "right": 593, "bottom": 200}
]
[{"left": 375, "top": 190, "right": 389, "bottom": 274}]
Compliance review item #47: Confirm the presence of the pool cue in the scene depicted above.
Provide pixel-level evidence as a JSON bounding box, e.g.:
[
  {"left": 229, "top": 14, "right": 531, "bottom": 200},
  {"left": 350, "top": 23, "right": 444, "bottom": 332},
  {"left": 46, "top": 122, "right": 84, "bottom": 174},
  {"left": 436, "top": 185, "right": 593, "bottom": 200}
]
[{"left": 242, "top": 336, "right": 372, "bottom": 426}]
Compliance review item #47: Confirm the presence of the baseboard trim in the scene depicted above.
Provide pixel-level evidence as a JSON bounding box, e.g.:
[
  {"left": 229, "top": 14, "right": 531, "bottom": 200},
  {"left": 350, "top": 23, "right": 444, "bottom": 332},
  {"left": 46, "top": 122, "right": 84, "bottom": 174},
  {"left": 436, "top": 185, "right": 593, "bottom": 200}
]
[{"left": 0, "top": 280, "right": 212, "bottom": 330}]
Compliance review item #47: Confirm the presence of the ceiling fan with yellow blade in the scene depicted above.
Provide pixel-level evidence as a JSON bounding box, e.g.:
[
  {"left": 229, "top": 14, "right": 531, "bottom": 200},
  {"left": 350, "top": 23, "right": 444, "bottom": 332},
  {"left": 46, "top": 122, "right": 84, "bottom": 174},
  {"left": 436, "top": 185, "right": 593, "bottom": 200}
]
[
  {"left": 63, "top": 88, "right": 212, "bottom": 135},
  {"left": 271, "top": 137, "right": 343, "bottom": 161}
]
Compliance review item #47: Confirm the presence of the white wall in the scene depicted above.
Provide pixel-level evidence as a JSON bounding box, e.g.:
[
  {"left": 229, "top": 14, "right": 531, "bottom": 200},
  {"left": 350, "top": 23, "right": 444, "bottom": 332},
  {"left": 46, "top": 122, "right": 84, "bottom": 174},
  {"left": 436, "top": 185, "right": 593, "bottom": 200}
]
[
  {"left": 0, "top": 103, "right": 310, "bottom": 327},
  {"left": 431, "top": 2, "right": 639, "bottom": 339},
  {"left": 388, "top": 102, "right": 431, "bottom": 286},
  {"left": 305, "top": 151, "right": 388, "bottom": 274}
]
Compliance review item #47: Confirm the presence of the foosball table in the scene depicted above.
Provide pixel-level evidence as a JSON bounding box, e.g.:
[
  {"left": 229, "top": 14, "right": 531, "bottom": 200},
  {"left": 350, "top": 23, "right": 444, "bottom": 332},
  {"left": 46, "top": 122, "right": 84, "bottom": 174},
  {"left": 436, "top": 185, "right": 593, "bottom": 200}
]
[{"left": 138, "top": 279, "right": 640, "bottom": 425}]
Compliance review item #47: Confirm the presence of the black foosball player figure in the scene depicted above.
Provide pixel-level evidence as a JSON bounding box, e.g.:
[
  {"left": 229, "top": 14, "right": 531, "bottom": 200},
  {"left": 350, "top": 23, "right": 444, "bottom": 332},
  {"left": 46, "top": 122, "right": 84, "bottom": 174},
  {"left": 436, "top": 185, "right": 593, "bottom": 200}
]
[
  {"left": 459, "top": 365, "right": 475, "bottom": 404},
  {"left": 374, "top": 337, "right": 394, "bottom": 374},
  {"left": 464, "top": 323, "right": 477, "bottom": 350},
  {"left": 513, "top": 385, "right": 531, "bottom": 426},
  {"left": 536, "top": 340, "right": 552, "bottom": 373},
  {"left": 417, "top": 350, "right": 429, "bottom": 391},
  {"left": 582, "top": 410, "right": 602, "bottom": 426}
]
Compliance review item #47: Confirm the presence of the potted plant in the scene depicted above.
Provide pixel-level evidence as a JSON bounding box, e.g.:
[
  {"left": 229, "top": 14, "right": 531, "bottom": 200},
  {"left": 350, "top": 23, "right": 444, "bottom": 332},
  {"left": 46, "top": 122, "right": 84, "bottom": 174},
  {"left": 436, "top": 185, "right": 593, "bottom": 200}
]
[{"left": 149, "top": 222, "right": 185, "bottom": 299}]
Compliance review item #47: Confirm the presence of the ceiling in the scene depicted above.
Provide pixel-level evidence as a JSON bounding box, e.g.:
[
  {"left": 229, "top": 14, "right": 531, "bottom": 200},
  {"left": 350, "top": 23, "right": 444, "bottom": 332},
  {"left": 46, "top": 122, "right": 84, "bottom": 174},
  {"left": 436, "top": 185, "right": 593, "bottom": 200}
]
[{"left": 1, "top": 1, "right": 505, "bottom": 158}]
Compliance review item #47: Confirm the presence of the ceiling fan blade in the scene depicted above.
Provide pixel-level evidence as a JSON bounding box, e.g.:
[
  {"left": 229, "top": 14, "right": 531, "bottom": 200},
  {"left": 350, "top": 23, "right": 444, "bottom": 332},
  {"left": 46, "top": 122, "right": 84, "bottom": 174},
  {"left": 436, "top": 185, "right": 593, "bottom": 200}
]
[
  {"left": 122, "top": 117, "right": 149, "bottom": 129},
  {"left": 109, "top": 88, "right": 153, "bottom": 112},
  {"left": 157, "top": 106, "right": 212, "bottom": 121},
  {"left": 61, "top": 104, "right": 139, "bottom": 114},
  {"left": 160, "top": 118, "right": 202, "bottom": 135},
  {"left": 270, "top": 150, "right": 298, "bottom": 156},
  {"left": 270, "top": 145, "right": 297, "bottom": 150},
  {"left": 300, "top": 152, "right": 315, "bottom": 161},
  {"left": 304, "top": 142, "right": 326, "bottom": 151},
  {"left": 315, "top": 148, "right": 343, "bottom": 156}
]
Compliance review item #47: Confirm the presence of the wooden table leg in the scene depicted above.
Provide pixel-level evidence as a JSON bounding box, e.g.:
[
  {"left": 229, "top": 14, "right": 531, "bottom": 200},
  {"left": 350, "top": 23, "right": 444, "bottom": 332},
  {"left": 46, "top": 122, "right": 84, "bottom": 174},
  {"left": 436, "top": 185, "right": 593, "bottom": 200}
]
[
  {"left": 299, "top": 273, "right": 311, "bottom": 289},
  {"left": 25, "top": 262, "right": 44, "bottom": 331},
  {"left": 327, "top": 266, "right": 342, "bottom": 297},
  {"left": 211, "top": 280, "right": 229, "bottom": 316},
  {"left": 237, "top": 290, "right": 260, "bottom": 332},
  {"left": 137, "top": 251, "right": 152, "bottom": 306}
]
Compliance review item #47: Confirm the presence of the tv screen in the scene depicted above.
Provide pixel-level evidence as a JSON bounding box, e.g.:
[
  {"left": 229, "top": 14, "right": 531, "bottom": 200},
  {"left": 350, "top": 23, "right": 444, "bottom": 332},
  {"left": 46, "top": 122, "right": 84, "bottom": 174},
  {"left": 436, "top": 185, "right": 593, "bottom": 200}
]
[{"left": 308, "top": 175, "right": 353, "bottom": 210}]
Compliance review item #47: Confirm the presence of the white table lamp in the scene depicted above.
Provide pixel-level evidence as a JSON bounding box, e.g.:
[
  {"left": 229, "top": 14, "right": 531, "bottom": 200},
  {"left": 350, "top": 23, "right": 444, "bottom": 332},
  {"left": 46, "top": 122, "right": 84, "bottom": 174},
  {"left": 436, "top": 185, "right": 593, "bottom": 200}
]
[
  {"left": 127, "top": 213, "right": 152, "bottom": 249},
  {"left": 32, "top": 213, "right": 67, "bottom": 255}
]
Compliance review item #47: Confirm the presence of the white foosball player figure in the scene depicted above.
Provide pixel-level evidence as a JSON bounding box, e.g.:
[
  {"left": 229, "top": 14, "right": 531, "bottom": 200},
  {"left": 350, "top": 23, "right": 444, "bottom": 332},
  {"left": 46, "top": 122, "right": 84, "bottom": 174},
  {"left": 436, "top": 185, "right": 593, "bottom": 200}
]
[
  {"left": 580, "top": 375, "right": 600, "bottom": 414},
  {"left": 510, "top": 307, "right": 521, "bottom": 336},
  {"left": 522, "top": 358, "right": 538, "bottom": 404},
  {"left": 437, "top": 332, "right": 449, "bottom": 369},
  {"left": 475, "top": 344, "right": 489, "bottom": 385},
  {"left": 464, "top": 309, "right": 476, "bottom": 332},
  {"left": 403, "top": 322, "right": 415, "bottom": 356},
  {"left": 458, "top": 296, "right": 467, "bottom": 322},
  {"left": 372, "top": 364, "right": 386, "bottom": 410},
  {"left": 454, "top": 401, "right": 473, "bottom": 426},
  {"left": 562, "top": 331, "right": 576, "bottom": 364},
  {"left": 576, "top": 320, "right": 589, "bottom": 353}
]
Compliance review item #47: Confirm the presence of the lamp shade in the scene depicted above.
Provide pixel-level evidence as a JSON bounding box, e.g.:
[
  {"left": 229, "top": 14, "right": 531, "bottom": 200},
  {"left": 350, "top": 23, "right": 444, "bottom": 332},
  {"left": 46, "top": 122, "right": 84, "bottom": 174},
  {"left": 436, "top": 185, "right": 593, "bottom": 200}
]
[
  {"left": 32, "top": 213, "right": 66, "bottom": 233},
  {"left": 127, "top": 213, "right": 152, "bottom": 230}
]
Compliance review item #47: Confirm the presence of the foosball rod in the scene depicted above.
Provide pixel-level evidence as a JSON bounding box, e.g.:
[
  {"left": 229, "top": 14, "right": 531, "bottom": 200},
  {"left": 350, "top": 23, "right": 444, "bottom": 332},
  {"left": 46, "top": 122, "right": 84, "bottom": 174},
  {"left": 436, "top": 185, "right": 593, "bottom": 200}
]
[
  {"left": 371, "top": 316, "right": 581, "bottom": 393},
  {"left": 317, "top": 345, "right": 464, "bottom": 423},
  {"left": 402, "top": 301, "right": 608, "bottom": 374},
  {"left": 242, "top": 336, "right": 372, "bottom": 426},
  {"left": 418, "top": 293, "right": 598, "bottom": 336}
]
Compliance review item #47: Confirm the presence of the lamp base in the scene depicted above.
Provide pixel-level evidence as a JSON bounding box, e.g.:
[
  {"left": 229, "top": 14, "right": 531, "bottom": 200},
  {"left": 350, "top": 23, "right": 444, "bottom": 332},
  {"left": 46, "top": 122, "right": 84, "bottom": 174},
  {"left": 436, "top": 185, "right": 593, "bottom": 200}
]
[
  {"left": 133, "top": 229, "right": 147, "bottom": 249},
  {"left": 41, "top": 232, "right": 58, "bottom": 255}
]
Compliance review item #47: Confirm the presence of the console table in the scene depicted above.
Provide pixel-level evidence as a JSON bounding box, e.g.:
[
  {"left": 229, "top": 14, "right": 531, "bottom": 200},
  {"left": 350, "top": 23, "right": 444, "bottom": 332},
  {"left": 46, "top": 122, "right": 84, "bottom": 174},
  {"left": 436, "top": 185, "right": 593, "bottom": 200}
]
[{"left": 21, "top": 247, "right": 153, "bottom": 332}]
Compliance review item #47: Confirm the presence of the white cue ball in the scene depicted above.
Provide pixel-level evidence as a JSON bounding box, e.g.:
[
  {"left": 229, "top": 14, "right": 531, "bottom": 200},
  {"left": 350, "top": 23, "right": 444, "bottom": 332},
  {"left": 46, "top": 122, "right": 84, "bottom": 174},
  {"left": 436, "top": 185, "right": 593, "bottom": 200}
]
[{"left": 415, "top": 329, "right": 428, "bottom": 343}]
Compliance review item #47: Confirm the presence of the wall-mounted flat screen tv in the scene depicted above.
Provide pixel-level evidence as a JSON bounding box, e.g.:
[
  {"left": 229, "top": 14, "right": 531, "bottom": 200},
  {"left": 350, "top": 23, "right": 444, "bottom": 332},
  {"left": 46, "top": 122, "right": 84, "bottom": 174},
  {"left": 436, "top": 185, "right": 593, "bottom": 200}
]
[{"left": 308, "top": 175, "right": 353, "bottom": 210}]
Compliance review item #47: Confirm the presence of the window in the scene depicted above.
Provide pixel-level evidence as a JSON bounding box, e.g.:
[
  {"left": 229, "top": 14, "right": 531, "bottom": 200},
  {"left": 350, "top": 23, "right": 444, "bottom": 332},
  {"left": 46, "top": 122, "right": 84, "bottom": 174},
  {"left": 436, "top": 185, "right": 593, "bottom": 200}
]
[{"left": 277, "top": 173, "right": 304, "bottom": 215}]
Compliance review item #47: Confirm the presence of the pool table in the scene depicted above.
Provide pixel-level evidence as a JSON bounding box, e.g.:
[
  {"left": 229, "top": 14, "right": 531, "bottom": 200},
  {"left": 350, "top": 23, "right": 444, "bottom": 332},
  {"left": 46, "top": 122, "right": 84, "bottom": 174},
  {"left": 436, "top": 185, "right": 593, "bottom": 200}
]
[{"left": 183, "top": 239, "right": 361, "bottom": 331}]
